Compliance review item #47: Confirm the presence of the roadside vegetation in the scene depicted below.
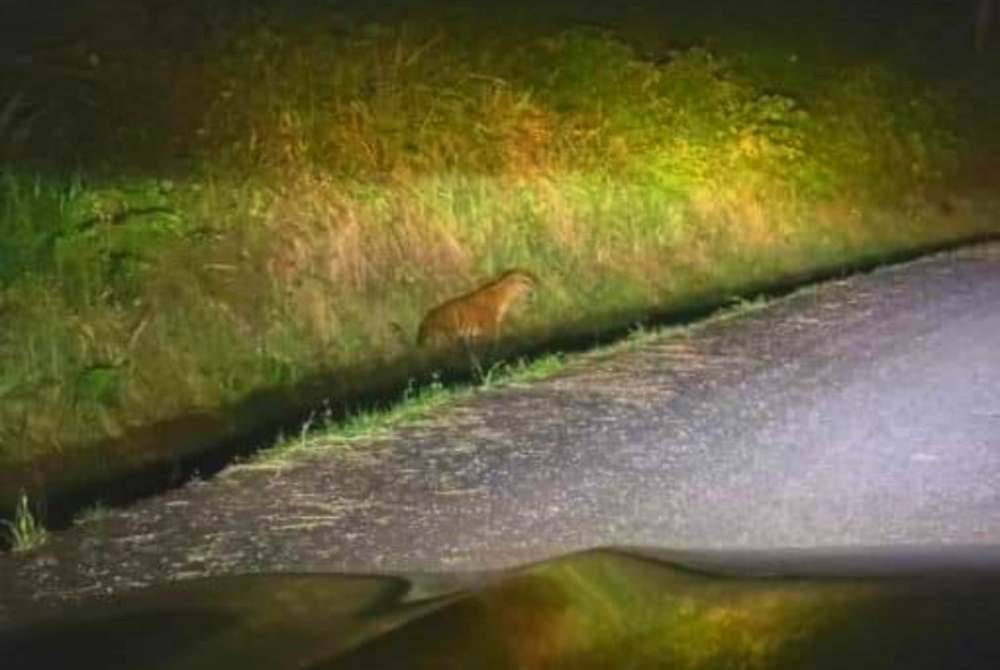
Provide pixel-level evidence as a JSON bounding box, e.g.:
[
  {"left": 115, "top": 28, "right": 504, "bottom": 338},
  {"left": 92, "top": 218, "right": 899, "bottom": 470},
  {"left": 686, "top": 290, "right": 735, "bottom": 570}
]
[
  {"left": 1, "top": 0, "right": 998, "bottom": 521},
  {"left": 243, "top": 352, "right": 566, "bottom": 469},
  {"left": 0, "top": 490, "right": 48, "bottom": 552}
]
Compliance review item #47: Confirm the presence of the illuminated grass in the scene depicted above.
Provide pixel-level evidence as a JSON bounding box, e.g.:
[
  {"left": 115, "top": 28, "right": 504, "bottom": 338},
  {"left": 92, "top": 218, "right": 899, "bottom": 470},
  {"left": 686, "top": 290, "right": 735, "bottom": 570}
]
[
  {"left": 0, "top": 3, "right": 997, "bottom": 498},
  {"left": 241, "top": 353, "right": 567, "bottom": 469},
  {"left": 1, "top": 490, "right": 48, "bottom": 553},
  {"left": 237, "top": 297, "right": 791, "bottom": 472},
  {"left": 74, "top": 502, "right": 112, "bottom": 526}
]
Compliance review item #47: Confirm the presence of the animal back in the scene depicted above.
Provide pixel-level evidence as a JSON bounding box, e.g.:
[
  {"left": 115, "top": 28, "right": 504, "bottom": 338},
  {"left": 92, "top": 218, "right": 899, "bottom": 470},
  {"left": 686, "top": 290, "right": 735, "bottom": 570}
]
[{"left": 416, "top": 269, "right": 536, "bottom": 349}]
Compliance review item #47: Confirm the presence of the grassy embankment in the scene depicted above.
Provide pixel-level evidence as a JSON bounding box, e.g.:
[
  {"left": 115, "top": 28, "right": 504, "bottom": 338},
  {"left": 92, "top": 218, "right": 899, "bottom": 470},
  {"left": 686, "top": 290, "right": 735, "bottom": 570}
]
[{"left": 1, "top": 1, "right": 998, "bottom": 522}]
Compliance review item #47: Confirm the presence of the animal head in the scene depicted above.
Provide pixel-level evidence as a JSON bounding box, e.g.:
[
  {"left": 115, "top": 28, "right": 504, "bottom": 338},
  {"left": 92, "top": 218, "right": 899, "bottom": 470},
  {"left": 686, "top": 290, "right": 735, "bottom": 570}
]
[{"left": 497, "top": 268, "right": 538, "bottom": 296}]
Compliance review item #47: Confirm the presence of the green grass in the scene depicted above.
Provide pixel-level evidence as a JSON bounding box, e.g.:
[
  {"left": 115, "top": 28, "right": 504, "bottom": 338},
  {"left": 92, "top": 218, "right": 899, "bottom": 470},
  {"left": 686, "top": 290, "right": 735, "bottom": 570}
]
[
  {"left": 249, "top": 299, "right": 786, "bottom": 471},
  {"left": 1, "top": 490, "right": 48, "bottom": 552},
  {"left": 242, "top": 352, "right": 568, "bottom": 469},
  {"left": 74, "top": 502, "right": 112, "bottom": 526},
  {"left": 1, "top": 0, "right": 998, "bottom": 516}
]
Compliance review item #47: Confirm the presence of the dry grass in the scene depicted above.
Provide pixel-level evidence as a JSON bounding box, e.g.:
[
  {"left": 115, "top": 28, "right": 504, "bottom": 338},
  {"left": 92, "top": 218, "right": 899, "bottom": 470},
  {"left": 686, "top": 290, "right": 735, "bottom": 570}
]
[{"left": 1, "top": 2, "right": 997, "bottom": 507}]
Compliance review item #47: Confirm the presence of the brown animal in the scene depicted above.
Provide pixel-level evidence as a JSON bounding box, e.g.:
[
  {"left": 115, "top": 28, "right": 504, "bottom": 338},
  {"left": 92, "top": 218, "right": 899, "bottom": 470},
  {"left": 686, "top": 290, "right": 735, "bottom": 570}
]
[{"left": 417, "top": 269, "right": 537, "bottom": 349}]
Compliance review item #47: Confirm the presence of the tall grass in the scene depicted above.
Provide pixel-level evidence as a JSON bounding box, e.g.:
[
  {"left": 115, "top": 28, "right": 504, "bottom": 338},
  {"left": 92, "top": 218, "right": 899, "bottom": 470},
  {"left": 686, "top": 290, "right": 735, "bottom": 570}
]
[{"left": 0, "top": 5, "right": 995, "bottom": 500}]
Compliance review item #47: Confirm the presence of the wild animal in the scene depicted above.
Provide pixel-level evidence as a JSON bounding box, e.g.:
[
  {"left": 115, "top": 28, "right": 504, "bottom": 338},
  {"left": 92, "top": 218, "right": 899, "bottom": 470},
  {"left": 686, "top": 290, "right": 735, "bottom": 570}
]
[{"left": 416, "top": 269, "right": 538, "bottom": 349}]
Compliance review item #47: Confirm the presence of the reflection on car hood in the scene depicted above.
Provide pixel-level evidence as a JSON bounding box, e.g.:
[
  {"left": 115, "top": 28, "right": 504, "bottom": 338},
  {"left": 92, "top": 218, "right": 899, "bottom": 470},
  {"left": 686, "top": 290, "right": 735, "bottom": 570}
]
[{"left": 4, "top": 545, "right": 1000, "bottom": 670}]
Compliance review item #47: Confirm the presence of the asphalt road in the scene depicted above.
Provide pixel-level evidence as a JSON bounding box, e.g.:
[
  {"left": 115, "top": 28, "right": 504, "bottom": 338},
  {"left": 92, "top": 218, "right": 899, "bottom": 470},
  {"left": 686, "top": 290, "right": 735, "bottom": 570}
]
[{"left": 1, "top": 243, "right": 999, "bottom": 625}]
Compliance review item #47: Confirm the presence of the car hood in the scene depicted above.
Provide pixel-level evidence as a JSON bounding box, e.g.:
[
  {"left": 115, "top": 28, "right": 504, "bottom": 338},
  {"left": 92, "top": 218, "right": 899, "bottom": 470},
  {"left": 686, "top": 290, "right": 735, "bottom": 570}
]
[{"left": 4, "top": 544, "right": 1000, "bottom": 669}]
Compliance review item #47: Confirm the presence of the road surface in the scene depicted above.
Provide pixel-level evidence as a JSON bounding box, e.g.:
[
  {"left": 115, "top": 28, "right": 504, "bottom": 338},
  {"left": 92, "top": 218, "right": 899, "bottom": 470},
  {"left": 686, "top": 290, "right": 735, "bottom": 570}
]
[{"left": 1, "top": 243, "right": 999, "bottom": 626}]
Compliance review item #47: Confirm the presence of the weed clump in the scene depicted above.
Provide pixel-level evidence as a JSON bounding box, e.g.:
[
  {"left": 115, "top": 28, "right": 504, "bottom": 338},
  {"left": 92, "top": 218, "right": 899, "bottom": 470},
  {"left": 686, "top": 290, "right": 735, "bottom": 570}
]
[{"left": 1, "top": 490, "right": 48, "bottom": 553}]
